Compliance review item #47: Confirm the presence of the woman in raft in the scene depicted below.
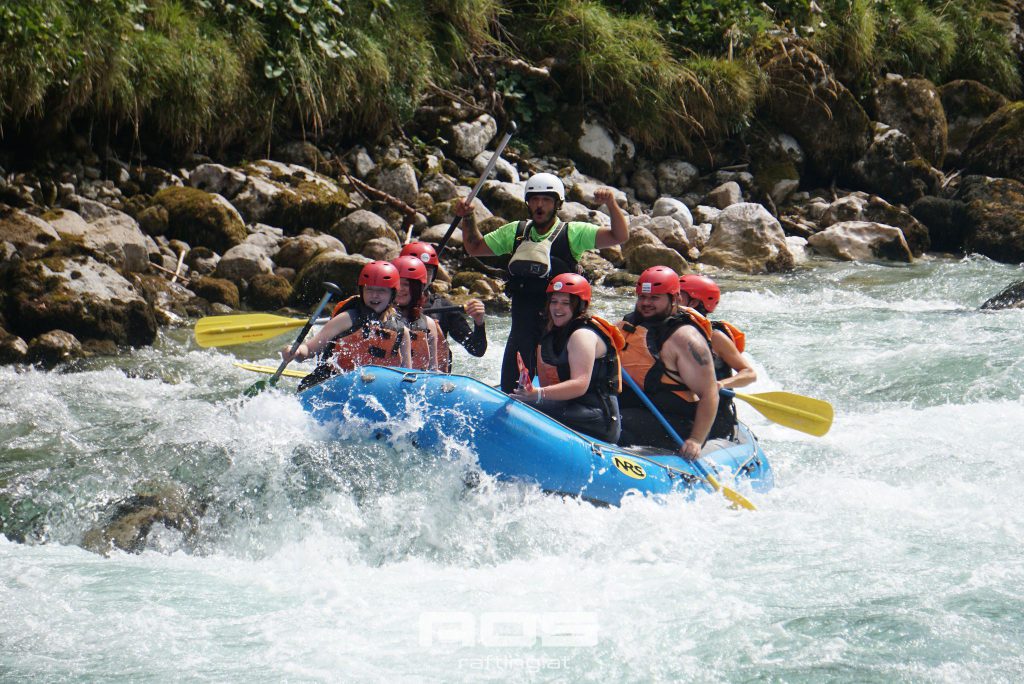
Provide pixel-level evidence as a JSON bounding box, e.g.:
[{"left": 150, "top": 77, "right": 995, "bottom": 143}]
[
  {"left": 282, "top": 260, "right": 412, "bottom": 390},
  {"left": 511, "top": 273, "right": 623, "bottom": 443},
  {"left": 390, "top": 254, "right": 445, "bottom": 371}
]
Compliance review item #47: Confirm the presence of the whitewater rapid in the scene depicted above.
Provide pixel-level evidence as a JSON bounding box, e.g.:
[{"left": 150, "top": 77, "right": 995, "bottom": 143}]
[{"left": 2, "top": 256, "right": 1023, "bottom": 681}]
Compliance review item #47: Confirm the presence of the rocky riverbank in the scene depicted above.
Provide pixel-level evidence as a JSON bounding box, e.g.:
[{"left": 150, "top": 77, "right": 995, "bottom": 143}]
[{"left": 3, "top": 68, "right": 1024, "bottom": 367}]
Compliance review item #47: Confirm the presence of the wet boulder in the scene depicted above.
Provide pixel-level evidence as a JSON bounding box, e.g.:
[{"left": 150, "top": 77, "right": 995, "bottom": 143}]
[
  {"left": 449, "top": 114, "right": 497, "bottom": 161},
  {"left": 849, "top": 123, "right": 942, "bottom": 205},
  {"left": 980, "top": 280, "right": 1024, "bottom": 310},
  {"left": 247, "top": 273, "right": 293, "bottom": 310},
  {"left": 631, "top": 166, "right": 659, "bottom": 202},
  {"left": 189, "top": 163, "right": 248, "bottom": 198},
  {"left": 81, "top": 481, "right": 199, "bottom": 555},
  {"left": 807, "top": 221, "right": 914, "bottom": 262},
  {"left": 214, "top": 243, "right": 275, "bottom": 285},
  {"left": 964, "top": 102, "right": 1024, "bottom": 184},
  {"left": 957, "top": 175, "right": 1024, "bottom": 264},
  {"left": 631, "top": 215, "right": 690, "bottom": 254},
  {"left": 0, "top": 328, "right": 28, "bottom": 363},
  {"left": 47, "top": 208, "right": 157, "bottom": 273},
  {"left": 329, "top": 209, "right": 400, "bottom": 253},
  {"left": 820, "top": 193, "right": 930, "bottom": 256},
  {"left": 706, "top": 181, "right": 742, "bottom": 209},
  {"left": 571, "top": 118, "right": 636, "bottom": 182},
  {"left": 230, "top": 161, "right": 352, "bottom": 233},
  {"left": 938, "top": 80, "right": 1008, "bottom": 168},
  {"left": 0, "top": 204, "right": 60, "bottom": 260},
  {"left": 27, "top": 329, "right": 83, "bottom": 367},
  {"left": 473, "top": 150, "right": 519, "bottom": 184},
  {"left": 699, "top": 203, "right": 795, "bottom": 273},
  {"left": 656, "top": 159, "right": 700, "bottom": 196},
  {"left": 873, "top": 75, "right": 947, "bottom": 167},
  {"left": 909, "top": 197, "right": 972, "bottom": 253},
  {"left": 5, "top": 252, "right": 157, "bottom": 346},
  {"left": 275, "top": 235, "right": 327, "bottom": 270},
  {"left": 188, "top": 276, "right": 240, "bottom": 309},
  {"left": 373, "top": 160, "right": 419, "bottom": 205},
  {"left": 749, "top": 127, "right": 803, "bottom": 207},
  {"left": 478, "top": 180, "right": 527, "bottom": 221},
  {"left": 291, "top": 251, "right": 370, "bottom": 306},
  {"left": 153, "top": 186, "right": 246, "bottom": 253},
  {"left": 626, "top": 243, "right": 688, "bottom": 274}
]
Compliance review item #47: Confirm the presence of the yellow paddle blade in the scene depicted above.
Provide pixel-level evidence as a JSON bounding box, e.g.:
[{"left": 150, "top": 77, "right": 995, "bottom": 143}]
[
  {"left": 194, "top": 314, "right": 306, "bottom": 347},
  {"left": 234, "top": 362, "right": 310, "bottom": 379},
  {"left": 733, "top": 391, "right": 834, "bottom": 437},
  {"left": 703, "top": 473, "right": 757, "bottom": 511}
]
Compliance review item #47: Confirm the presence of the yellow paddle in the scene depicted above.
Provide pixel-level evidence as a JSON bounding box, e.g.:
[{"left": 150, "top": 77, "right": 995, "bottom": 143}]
[
  {"left": 195, "top": 306, "right": 466, "bottom": 348},
  {"left": 725, "top": 389, "right": 833, "bottom": 436},
  {"left": 194, "top": 313, "right": 326, "bottom": 348},
  {"left": 235, "top": 362, "right": 310, "bottom": 379}
]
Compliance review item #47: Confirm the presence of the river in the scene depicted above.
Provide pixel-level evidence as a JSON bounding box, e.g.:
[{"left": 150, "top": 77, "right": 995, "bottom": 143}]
[{"left": 2, "top": 255, "right": 1023, "bottom": 682}]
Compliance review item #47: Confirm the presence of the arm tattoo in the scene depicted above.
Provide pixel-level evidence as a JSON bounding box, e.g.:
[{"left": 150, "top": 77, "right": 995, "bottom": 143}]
[{"left": 688, "top": 341, "right": 710, "bottom": 366}]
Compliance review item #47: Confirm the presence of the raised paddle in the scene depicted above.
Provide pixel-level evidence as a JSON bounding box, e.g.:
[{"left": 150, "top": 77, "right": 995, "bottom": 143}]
[
  {"left": 434, "top": 121, "right": 517, "bottom": 256},
  {"left": 195, "top": 306, "right": 465, "bottom": 348},
  {"left": 244, "top": 282, "right": 341, "bottom": 396},
  {"left": 724, "top": 388, "right": 833, "bottom": 436},
  {"left": 621, "top": 372, "right": 757, "bottom": 511}
]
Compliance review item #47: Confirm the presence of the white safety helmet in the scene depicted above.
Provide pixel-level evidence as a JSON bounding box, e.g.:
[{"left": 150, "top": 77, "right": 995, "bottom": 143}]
[{"left": 524, "top": 172, "right": 565, "bottom": 202}]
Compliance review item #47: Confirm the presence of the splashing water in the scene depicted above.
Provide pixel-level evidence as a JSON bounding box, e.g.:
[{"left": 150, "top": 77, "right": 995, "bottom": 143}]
[{"left": 2, "top": 256, "right": 1024, "bottom": 681}]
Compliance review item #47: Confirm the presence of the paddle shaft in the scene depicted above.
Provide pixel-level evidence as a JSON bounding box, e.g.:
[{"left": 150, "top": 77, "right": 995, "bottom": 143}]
[
  {"left": 268, "top": 288, "right": 335, "bottom": 385},
  {"left": 435, "top": 122, "right": 517, "bottom": 256}
]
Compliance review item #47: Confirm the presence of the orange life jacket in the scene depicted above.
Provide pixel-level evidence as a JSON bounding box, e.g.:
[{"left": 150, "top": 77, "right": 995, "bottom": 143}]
[
  {"left": 401, "top": 313, "right": 444, "bottom": 371},
  {"left": 327, "top": 296, "right": 406, "bottom": 371},
  {"left": 535, "top": 315, "right": 623, "bottom": 397},
  {"left": 712, "top": 320, "right": 746, "bottom": 354},
  {"left": 615, "top": 307, "right": 712, "bottom": 402}
]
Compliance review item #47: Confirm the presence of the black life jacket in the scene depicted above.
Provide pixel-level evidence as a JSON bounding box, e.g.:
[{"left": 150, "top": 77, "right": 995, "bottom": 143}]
[{"left": 504, "top": 220, "right": 577, "bottom": 297}]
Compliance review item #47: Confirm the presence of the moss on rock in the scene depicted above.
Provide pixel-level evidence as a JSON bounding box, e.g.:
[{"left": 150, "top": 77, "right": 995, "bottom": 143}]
[{"left": 153, "top": 187, "right": 246, "bottom": 253}]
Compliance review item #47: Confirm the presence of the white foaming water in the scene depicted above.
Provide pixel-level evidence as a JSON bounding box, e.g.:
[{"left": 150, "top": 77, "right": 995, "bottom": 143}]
[{"left": 3, "top": 256, "right": 1024, "bottom": 681}]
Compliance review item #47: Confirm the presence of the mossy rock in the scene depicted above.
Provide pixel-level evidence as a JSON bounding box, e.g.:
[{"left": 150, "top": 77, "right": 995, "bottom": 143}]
[
  {"left": 246, "top": 273, "right": 292, "bottom": 310},
  {"left": 873, "top": 76, "right": 947, "bottom": 168},
  {"left": 261, "top": 180, "right": 351, "bottom": 234},
  {"left": 958, "top": 175, "right": 1024, "bottom": 264},
  {"left": 964, "top": 102, "right": 1024, "bottom": 184},
  {"left": 189, "top": 276, "right": 240, "bottom": 309},
  {"left": 4, "top": 255, "right": 157, "bottom": 346},
  {"left": 290, "top": 251, "right": 369, "bottom": 307},
  {"left": 153, "top": 186, "right": 246, "bottom": 253}
]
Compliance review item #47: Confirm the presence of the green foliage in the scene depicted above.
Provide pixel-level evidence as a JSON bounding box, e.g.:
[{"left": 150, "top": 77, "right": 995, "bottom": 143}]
[
  {"left": 813, "top": 0, "right": 1020, "bottom": 97},
  {"left": 616, "top": 0, "right": 812, "bottom": 56}
]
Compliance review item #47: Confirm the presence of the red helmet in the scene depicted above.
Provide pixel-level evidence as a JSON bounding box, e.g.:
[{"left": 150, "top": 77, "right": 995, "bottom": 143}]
[
  {"left": 679, "top": 275, "right": 721, "bottom": 313},
  {"left": 358, "top": 260, "right": 401, "bottom": 290},
  {"left": 391, "top": 255, "right": 429, "bottom": 284},
  {"left": 399, "top": 241, "right": 440, "bottom": 267},
  {"left": 636, "top": 266, "right": 680, "bottom": 296},
  {"left": 546, "top": 273, "right": 591, "bottom": 302}
]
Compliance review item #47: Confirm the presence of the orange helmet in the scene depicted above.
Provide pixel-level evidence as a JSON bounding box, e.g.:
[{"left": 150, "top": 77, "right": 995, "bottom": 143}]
[
  {"left": 357, "top": 260, "right": 401, "bottom": 290},
  {"left": 636, "top": 266, "right": 680, "bottom": 296},
  {"left": 679, "top": 275, "right": 721, "bottom": 313},
  {"left": 391, "top": 255, "right": 429, "bottom": 284},
  {"left": 399, "top": 241, "right": 440, "bottom": 268},
  {"left": 546, "top": 273, "right": 592, "bottom": 302}
]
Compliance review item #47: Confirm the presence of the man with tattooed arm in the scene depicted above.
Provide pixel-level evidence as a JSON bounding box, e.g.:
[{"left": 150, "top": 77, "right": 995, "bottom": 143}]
[{"left": 615, "top": 266, "right": 719, "bottom": 460}]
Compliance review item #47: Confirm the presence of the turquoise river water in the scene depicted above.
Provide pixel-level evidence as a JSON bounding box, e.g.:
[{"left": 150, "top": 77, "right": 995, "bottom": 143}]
[{"left": 2, "top": 255, "right": 1023, "bottom": 682}]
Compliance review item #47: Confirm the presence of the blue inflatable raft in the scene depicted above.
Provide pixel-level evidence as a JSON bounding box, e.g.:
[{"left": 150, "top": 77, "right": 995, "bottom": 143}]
[{"left": 299, "top": 365, "right": 773, "bottom": 507}]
